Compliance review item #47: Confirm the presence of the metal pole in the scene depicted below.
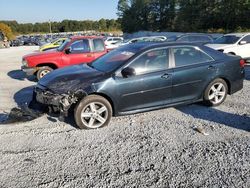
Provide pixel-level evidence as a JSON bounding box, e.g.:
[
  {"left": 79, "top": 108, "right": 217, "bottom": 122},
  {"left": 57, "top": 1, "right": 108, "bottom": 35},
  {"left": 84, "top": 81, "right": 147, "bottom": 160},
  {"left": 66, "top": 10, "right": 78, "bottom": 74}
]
[{"left": 49, "top": 20, "right": 52, "bottom": 38}]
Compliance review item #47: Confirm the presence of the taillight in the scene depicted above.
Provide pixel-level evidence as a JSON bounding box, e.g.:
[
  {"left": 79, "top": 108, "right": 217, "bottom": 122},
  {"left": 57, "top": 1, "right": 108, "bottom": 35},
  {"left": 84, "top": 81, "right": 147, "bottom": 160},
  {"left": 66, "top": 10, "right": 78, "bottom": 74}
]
[{"left": 240, "top": 59, "right": 245, "bottom": 68}]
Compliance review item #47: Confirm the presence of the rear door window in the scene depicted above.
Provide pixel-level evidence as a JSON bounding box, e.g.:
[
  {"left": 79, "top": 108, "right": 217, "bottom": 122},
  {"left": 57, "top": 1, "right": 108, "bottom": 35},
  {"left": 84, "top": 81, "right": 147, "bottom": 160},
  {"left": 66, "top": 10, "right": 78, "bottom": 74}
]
[{"left": 173, "top": 47, "right": 213, "bottom": 67}]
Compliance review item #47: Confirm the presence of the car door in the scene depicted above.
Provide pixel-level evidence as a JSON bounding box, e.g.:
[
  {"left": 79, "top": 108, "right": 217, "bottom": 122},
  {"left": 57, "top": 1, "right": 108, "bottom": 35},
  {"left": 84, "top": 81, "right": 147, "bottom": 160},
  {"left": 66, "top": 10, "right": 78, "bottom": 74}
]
[
  {"left": 115, "top": 48, "right": 173, "bottom": 112},
  {"left": 170, "top": 46, "right": 215, "bottom": 103},
  {"left": 62, "top": 39, "right": 94, "bottom": 66},
  {"left": 236, "top": 35, "right": 250, "bottom": 58}
]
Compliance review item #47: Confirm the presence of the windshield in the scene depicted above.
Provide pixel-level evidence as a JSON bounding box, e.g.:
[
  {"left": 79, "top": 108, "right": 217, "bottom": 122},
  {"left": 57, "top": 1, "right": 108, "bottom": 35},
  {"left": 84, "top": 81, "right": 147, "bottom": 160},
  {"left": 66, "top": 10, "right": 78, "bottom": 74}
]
[
  {"left": 214, "top": 35, "right": 240, "bottom": 44},
  {"left": 89, "top": 46, "right": 140, "bottom": 73},
  {"left": 57, "top": 38, "right": 70, "bottom": 51}
]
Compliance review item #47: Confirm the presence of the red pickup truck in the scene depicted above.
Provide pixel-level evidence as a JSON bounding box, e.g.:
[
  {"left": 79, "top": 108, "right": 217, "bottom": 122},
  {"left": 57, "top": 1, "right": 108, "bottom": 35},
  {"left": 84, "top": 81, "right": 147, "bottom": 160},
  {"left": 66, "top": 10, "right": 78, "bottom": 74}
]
[{"left": 21, "top": 36, "right": 107, "bottom": 80}]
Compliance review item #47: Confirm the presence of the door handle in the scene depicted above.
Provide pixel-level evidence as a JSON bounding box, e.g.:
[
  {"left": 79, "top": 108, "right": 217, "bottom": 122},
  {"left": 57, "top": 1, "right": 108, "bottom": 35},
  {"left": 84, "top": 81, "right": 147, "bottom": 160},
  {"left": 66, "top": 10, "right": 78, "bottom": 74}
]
[
  {"left": 207, "top": 65, "right": 216, "bottom": 70},
  {"left": 161, "top": 73, "right": 171, "bottom": 79}
]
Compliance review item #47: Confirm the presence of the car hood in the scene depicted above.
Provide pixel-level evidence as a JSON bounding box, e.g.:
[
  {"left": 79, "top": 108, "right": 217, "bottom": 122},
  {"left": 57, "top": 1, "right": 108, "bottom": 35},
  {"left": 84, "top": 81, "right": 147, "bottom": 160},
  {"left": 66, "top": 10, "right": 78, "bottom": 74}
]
[
  {"left": 205, "top": 43, "right": 234, "bottom": 50},
  {"left": 24, "top": 49, "right": 59, "bottom": 59},
  {"left": 38, "top": 64, "right": 105, "bottom": 93},
  {"left": 40, "top": 42, "right": 50, "bottom": 48}
]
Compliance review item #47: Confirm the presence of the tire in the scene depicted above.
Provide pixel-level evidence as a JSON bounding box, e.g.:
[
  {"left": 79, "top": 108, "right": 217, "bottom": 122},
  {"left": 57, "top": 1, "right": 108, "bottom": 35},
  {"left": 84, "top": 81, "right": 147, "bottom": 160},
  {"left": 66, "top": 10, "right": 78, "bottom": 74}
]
[
  {"left": 203, "top": 78, "right": 228, "bottom": 106},
  {"left": 36, "top": 66, "right": 53, "bottom": 80},
  {"left": 74, "top": 95, "right": 112, "bottom": 129}
]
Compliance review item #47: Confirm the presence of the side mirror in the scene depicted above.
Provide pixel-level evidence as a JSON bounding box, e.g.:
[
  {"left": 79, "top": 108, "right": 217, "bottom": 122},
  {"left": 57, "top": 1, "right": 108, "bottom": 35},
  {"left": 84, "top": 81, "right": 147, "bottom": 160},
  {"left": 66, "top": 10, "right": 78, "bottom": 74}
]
[
  {"left": 65, "top": 48, "right": 71, "bottom": 54},
  {"left": 239, "top": 41, "right": 247, "bottom": 45},
  {"left": 121, "top": 67, "right": 136, "bottom": 78}
]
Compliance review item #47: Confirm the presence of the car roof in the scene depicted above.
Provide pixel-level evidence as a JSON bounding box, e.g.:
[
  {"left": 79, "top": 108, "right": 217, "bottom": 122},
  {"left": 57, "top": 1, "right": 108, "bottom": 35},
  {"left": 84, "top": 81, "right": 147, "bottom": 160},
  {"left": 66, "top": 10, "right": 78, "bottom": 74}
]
[
  {"left": 225, "top": 33, "right": 250, "bottom": 37},
  {"left": 126, "top": 41, "right": 203, "bottom": 51},
  {"left": 175, "top": 33, "right": 213, "bottom": 37},
  {"left": 70, "top": 36, "right": 104, "bottom": 40}
]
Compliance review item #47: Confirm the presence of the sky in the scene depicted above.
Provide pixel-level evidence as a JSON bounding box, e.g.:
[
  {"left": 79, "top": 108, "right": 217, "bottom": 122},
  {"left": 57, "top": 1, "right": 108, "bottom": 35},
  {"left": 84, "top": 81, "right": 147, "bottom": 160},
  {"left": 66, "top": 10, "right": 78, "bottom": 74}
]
[{"left": 0, "top": 0, "right": 119, "bottom": 23}]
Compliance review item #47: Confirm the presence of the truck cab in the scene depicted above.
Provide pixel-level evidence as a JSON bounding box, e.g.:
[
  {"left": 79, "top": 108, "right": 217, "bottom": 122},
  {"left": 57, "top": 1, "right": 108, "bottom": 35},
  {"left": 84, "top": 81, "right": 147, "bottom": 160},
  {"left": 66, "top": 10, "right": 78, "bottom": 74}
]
[{"left": 22, "top": 36, "right": 107, "bottom": 80}]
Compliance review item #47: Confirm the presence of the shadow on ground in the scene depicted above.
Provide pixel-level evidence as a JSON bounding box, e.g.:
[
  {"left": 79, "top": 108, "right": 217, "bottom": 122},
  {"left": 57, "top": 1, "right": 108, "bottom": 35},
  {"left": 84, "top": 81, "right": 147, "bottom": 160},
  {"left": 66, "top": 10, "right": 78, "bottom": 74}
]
[
  {"left": 0, "top": 86, "right": 76, "bottom": 127},
  {"left": 178, "top": 105, "right": 250, "bottom": 132},
  {"left": 0, "top": 86, "right": 43, "bottom": 124},
  {"left": 8, "top": 69, "right": 37, "bottom": 82}
]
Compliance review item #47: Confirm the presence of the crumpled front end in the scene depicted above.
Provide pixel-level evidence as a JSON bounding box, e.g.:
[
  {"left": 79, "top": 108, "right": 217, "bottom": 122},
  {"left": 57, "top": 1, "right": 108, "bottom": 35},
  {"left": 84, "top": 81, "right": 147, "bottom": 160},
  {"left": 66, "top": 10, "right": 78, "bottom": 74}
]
[{"left": 32, "top": 84, "right": 86, "bottom": 117}]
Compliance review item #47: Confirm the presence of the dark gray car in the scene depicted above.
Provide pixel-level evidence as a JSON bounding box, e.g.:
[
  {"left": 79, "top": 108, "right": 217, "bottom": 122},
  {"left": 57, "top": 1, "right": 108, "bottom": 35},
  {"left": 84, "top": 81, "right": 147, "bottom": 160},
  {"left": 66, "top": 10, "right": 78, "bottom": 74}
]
[{"left": 32, "top": 42, "right": 245, "bottom": 129}]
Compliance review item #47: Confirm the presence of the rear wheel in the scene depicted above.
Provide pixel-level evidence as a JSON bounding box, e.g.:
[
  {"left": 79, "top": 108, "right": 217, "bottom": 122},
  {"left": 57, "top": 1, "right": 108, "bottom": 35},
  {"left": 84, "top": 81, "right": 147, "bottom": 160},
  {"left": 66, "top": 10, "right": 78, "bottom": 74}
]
[
  {"left": 74, "top": 95, "right": 112, "bottom": 129},
  {"left": 203, "top": 78, "right": 228, "bottom": 106},
  {"left": 36, "top": 66, "right": 53, "bottom": 80}
]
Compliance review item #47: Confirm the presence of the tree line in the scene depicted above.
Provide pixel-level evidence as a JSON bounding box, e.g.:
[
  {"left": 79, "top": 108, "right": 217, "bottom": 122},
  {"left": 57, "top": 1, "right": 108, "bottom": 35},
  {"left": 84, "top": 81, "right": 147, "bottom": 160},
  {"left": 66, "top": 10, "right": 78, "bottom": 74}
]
[
  {"left": 0, "top": 19, "right": 121, "bottom": 34},
  {"left": 117, "top": 0, "right": 250, "bottom": 33}
]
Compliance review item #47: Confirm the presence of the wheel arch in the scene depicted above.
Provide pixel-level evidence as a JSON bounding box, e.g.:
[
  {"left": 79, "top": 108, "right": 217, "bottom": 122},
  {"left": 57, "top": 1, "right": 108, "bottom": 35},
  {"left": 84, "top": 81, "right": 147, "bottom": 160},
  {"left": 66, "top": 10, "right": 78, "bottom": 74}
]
[
  {"left": 89, "top": 92, "right": 116, "bottom": 116},
  {"left": 36, "top": 63, "right": 58, "bottom": 70},
  {"left": 228, "top": 52, "right": 236, "bottom": 55},
  {"left": 203, "top": 77, "right": 231, "bottom": 97},
  {"left": 219, "top": 77, "right": 231, "bottom": 94}
]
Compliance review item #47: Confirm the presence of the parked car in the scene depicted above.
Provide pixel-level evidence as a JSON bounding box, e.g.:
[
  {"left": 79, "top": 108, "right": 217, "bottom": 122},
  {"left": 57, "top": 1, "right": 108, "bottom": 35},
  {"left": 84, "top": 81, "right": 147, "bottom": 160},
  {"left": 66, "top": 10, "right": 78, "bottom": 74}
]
[
  {"left": 167, "top": 33, "right": 214, "bottom": 45},
  {"left": 21, "top": 36, "right": 107, "bottom": 80},
  {"left": 118, "top": 36, "right": 167, "bottom": 46},
  {"left": 31, "top": 42, "right": 245, "bottom": 129},
  {"left": 39, "top": 38, "right": 67, "bottom": 52},
  {"left": 104, "top": 37, "right": 124, "bottom": 51},
  {"left": 206, "top": 33, "right": 250, "bottom": 61},
  {"left": 10, "top": 39, "right": 24, "bottom": 47}
]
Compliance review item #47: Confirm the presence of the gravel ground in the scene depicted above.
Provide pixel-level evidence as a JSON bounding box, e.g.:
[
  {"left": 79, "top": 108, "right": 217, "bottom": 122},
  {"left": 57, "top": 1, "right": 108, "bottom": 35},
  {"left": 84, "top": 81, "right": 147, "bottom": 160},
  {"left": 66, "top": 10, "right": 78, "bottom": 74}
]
[{"left": 0, "top": 47, "right": 249, "bottom": 188}]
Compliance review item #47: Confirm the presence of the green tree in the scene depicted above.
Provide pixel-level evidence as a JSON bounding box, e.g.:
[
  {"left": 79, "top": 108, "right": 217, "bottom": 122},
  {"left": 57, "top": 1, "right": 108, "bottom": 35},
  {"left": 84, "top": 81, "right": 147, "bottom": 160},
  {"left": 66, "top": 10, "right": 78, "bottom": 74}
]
[{"left": 0, "top": 22, "right": 15, "bottom": 39}]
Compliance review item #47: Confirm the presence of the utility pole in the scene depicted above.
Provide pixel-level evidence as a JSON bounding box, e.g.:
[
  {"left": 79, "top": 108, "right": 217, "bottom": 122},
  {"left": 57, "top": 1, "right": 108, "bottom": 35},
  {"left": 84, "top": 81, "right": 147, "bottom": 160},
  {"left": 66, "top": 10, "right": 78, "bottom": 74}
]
[{"left": 49, "top": 20, "right": 52, "bottom": 38}]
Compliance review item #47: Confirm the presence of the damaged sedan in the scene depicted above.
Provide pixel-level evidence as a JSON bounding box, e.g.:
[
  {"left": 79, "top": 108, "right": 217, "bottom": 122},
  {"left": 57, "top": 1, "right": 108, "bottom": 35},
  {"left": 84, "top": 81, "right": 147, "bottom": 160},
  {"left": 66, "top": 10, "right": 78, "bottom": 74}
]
[{"left": 31, "top": 42, "right": 245, "bottom": 129}]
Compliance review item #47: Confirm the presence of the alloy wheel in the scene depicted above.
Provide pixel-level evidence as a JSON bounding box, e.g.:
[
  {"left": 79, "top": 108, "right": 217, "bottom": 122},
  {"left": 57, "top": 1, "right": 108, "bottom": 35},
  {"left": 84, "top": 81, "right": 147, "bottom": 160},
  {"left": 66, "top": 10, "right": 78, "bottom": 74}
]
[
  {"left": 80, "top": 102, "right": 108, "bottom": 129},
  {"left": 208, "top": 82, "right": 226, "bottom": 105}
]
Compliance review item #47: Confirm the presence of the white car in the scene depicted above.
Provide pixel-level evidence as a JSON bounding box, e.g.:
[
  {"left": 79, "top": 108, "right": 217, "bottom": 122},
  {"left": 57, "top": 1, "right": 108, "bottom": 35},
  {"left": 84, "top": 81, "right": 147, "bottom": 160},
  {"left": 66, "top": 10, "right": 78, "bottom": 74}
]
[
  {"left": 119, "top": 36, "right": 167, "bottom": 46},
  {"left": 206, "top": 33, "right": 250, "bottom": 61},
  {"left": 104, "top": 37, "right": 123, "bottom": 50}
]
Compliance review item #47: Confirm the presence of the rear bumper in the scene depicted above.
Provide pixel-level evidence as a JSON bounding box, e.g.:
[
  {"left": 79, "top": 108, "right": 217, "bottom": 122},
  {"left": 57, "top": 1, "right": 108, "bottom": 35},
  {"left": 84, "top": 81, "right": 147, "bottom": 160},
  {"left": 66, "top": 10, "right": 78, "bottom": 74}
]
[
  {"left": 229, "top": 70, "right": 245, "bottom": 95},
  {"left": 230, "top": 79, "right": 244, "bottom": 95},
  {"left": 21, "top": 66, "right": 37, "bottom": 76}
]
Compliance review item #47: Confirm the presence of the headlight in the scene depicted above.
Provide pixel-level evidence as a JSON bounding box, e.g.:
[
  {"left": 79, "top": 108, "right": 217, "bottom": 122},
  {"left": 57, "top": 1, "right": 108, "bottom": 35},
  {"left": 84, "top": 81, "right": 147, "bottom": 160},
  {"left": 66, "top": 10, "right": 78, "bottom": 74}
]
[{"left": 22, "top": 59, "right": 28, "bottom": 66}]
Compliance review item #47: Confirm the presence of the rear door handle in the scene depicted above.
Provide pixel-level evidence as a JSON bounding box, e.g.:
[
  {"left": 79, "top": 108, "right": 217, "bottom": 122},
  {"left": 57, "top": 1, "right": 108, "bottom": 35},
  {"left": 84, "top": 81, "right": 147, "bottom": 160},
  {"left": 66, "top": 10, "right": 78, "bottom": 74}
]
[
  {"left": 208, "top": 65, "right": 216, "bottom": 70},
  {"left": 161, "top": 73, "right": 171, "bottom": 79}
]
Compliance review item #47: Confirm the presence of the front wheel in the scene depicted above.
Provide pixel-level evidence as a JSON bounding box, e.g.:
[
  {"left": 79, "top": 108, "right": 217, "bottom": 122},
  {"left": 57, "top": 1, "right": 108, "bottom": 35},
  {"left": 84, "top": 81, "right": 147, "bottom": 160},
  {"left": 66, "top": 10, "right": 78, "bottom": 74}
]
[
  {"left": 203, "top": 78, "right": 228, "bottom": 106},
  {"left": 36, "top": 66, "right": 53, "bottom": 80},
  {"left": 74, "top": 95, "right": 112, "bottom": 129}
]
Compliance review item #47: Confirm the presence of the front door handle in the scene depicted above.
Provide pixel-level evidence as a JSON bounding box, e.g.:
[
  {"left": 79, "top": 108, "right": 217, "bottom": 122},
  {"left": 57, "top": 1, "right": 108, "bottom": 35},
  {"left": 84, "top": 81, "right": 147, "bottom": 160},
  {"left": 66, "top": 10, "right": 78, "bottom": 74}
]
[
  {"left": 208, "top": 65, "right": 216, "bottom": 70},
  {"left": 86, "top": 54, "right": 93, "bottom": 57},
  {"left": 161, "top": 73, "right": 171, "bottom": 79}
]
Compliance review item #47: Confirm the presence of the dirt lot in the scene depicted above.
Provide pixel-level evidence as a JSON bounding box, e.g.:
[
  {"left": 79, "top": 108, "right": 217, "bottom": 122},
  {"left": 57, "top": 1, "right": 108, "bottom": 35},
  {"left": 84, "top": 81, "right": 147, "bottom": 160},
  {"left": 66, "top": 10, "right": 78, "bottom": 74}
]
[{"left": 0, "top": 47, "right": 249, "bottom": 188}]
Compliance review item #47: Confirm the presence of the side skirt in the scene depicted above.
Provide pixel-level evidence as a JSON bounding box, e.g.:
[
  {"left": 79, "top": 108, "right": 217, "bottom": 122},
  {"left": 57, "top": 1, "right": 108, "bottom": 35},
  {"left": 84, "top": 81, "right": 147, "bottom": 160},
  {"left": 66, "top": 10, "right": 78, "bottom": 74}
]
[{"left": 115, "top": 98, "right": 203, "bottom": 116}]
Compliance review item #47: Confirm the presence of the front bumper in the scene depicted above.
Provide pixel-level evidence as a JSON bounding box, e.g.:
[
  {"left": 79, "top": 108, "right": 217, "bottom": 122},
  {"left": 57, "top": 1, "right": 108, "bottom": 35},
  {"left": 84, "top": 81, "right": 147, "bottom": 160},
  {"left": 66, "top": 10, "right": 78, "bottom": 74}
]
[
  {"left": 34, "top": 85, "right": 63, "bottom": 111},
  {"left": 33, "top": 84, "right": 80, "bottom": 116},
  {"left": 21, "top": 66, "right": 37, "bottom": 76}
]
